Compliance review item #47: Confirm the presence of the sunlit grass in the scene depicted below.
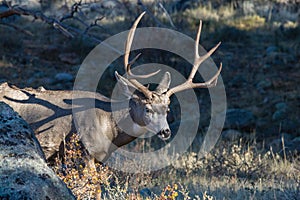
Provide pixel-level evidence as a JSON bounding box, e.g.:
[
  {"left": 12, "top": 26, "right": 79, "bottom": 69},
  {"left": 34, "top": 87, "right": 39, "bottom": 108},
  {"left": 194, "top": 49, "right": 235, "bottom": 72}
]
[
  {"left": 226, "top": 15, "right": 266, "bottom": 31},
  {"left": 183, "top": 5, "right": 266, "bottom": 31},
  {"left": 51, "top": 134, "right": 300, "bottom": 199}
]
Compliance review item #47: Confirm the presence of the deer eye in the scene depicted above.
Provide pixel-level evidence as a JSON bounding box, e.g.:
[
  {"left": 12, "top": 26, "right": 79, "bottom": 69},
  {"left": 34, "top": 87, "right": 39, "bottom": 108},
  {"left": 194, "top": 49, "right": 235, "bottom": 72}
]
[
  {"left": 145, "top": 107, "right": 154, "bottom": 114},
  {"left": 167, "top": 108, "right": 170, "bottom": 113}
]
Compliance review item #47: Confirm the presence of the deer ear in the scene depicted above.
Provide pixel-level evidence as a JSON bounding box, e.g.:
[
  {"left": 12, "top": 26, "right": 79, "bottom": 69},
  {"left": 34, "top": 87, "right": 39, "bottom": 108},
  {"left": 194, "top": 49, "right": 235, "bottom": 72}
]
[
  {"left": 115, "top": 71, "right": 136, "bottom": 98},
  {"left": 155, "top": 72, "right": 171, "bottom": 94}
]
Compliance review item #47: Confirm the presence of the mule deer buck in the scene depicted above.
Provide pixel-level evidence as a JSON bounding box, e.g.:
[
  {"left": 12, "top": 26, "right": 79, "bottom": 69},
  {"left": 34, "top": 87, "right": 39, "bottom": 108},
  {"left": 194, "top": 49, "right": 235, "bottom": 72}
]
[{"left": 0, "top": 12, "right": 222, "bottom": 165}]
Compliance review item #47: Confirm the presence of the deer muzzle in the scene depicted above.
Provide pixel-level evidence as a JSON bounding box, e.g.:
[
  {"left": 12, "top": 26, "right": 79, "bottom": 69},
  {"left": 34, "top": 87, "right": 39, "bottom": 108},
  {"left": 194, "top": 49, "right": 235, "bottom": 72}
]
[{"left": 157, "top": 128, "right": 171, "bottom": 140}]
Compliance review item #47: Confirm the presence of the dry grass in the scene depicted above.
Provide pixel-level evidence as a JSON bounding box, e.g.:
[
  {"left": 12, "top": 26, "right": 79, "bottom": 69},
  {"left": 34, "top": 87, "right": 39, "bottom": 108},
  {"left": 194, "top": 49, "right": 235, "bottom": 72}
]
[{"left": 50, "top": 134, "right": 300, "bottom": 199}]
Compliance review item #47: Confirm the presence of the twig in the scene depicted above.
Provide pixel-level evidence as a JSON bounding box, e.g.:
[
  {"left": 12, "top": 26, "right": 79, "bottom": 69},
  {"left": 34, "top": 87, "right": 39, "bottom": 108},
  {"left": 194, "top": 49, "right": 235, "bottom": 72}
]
[
  {"left": 0, "top": 6, "right": 75, "bottom": 38},
  {"left": 0, "top": 1, "right": 129, "bottom": 55},
  {"left": 0, "top": 9, "right": 19, "bottom": 19},
  {"left": 281, "top": 133, "right": 287, "bottom": 164},
  {"left": 0, "top": 22, "right": 34, "bottom": 36},
  {"left": 158, "top": 2, "right": 176, "bottom": 29},
  {"left": 53, "top": 22, "right": 74, "bottom": 38},
  {"left": 137, "top": 0, "right": 165, "bottom": 27},
  {"left": 84, "top": 16, "right": 105, "bottom": 34}
]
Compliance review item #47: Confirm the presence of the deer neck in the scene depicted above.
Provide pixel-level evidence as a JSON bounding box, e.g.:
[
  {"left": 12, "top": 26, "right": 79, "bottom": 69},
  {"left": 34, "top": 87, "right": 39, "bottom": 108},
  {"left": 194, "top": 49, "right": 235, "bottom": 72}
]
[{"left": 111, "top": 106, "right": 147, "bottom": 147}]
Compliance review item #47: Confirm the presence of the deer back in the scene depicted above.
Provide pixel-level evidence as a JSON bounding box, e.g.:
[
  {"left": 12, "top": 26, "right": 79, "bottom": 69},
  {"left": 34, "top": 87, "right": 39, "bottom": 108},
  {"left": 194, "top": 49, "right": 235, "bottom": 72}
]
[{"left": 0, "top": 82, "right": 114, "bottom": 159}]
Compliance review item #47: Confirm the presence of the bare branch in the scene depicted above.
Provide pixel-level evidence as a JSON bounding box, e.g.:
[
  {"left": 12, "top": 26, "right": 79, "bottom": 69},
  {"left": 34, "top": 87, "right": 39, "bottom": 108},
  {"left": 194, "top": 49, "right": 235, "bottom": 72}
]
[
  {"left": 0, "top": 2, "right": 106, "bottom": 42},
  {"left": 0, "top": 9, "right": 18, "bottom": 19},
  {"left": 137, "top": 0, "right": 165, "bottom": 27},
  {"left": 0, "top": 22, "right": 33, "bottom": 36},
  {"left": 158, "top": 2, "right": 176, "bottom": 28}
]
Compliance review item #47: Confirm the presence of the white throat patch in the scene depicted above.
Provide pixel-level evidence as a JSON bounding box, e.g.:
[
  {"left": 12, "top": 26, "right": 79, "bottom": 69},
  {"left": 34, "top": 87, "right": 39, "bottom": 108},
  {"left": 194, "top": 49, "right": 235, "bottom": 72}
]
[{"left": 132, "top": 123, "right": 147, "bottom": 137}]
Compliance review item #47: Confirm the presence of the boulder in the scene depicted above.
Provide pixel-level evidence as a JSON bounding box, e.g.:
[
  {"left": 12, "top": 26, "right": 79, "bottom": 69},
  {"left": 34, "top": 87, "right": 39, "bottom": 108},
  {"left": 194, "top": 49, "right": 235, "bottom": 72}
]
[
  {"left": 54, "top": 72, "right": 73, "bottom": 82},
  {"left": 0, "top": 102, "right": 75, "bottom": 200},
  {"left": 224, "top": 109, "right": 255, "bottom": 130}
]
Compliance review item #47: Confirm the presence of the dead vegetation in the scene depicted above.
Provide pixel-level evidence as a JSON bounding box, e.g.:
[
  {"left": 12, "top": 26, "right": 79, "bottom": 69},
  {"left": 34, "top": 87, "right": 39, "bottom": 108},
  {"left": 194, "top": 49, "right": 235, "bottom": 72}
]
[{"left": 52, "top": 133, "right": 299, "bottom": 199}]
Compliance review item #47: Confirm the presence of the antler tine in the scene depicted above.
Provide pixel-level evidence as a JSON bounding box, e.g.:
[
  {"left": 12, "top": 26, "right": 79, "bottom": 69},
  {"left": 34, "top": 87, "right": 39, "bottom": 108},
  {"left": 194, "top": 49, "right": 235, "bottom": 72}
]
[
  {"left": 166, "top": 20, "right": 222, "bottom": 97},
  {"left": 122, "top": 12, "right": 155, "bottom": 99},
  {"left": 189, "top": 20, "right": 202, "bottom": 82},
  {"left": 188, "top": 21, "right": 221, "bottom": 82},
  {"left": 124, "top": 12, "right": 160, "bottom": 79}
]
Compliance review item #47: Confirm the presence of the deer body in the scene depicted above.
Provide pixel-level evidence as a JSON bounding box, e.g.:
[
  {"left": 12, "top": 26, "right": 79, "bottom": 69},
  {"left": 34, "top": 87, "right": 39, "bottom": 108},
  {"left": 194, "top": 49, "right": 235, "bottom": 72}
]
[
  {"left": 0, "top": 80, "right": 171, "bottom": 162},
  {"left": 0, "top": 83, "right": 75, "bottom": 158},
  {"left": 0, "top": 12, "right": 222, "bottom": 163},
  {"left": 0, "top": 83, "right": 116, "bottom": 160}
]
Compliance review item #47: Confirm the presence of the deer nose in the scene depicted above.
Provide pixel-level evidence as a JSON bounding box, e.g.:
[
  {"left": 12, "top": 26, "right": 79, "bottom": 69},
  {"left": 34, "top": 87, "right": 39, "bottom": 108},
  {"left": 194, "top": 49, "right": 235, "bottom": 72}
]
[{"left": 158, "top": 128, "right": 171, "bottom": 140}]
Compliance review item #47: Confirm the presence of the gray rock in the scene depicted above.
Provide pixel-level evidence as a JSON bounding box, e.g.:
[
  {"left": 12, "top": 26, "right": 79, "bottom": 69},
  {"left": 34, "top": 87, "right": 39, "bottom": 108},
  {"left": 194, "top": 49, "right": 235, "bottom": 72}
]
[
  {"left": 280, "top": 133, "right": 293, "bottom": 141},
  {"left": 55, "top": 73, "right": 73, "bottom": 82},
  {"left": 272, "top": 102, "right": 289, "bottom": 121},
  {"left": 256, "top": 118, "right": 268, "bottom": 128},
  {"left": 272, "top": 109, "right": 288, "bottom": 121},
  {"left": 275, "top": 102, "right": 288, "bottom": 111},
  {"left": 292, "top": 137, "right": 300, "bottom": 143},
  {"left": 222, "top": 129, "right": 242, "bottom": 141},
  {"left": 280, "top": 119, "right": 298, "bottom": 133},
  {"left": 26, "top": 77, "right": 36, "bottom": 85},
  {"left": 266, "top": 46, "right": 278, "bottom": 55},
  {"left": 229, "top": 75, "right": 247, "bottom": 87},
  {"left": 224, "top": 109, "right": 255, "bottom": 129},
  {"left": 263, "top": 64, "right": 271, "bottom": 69},
  {"left": 0, "top": 102, "right": 75, "bottom": 200},
  {"left": 256, "top": 79, "right": 272, "bottom": 93},
  {"left": 290, "top": 137, "right": 300, "bottom": 152},
  {"left": 33, "top": 71, "right": 45, "bottom": 78},
  {"left": 41, "top": 77, "right": 55, "bottom": 85},
  {"left": 268, "top": 134, "right": 295, "bottom": 153},
  {"left": 269, "top": 135, "right": 290, "bottom": 149}
]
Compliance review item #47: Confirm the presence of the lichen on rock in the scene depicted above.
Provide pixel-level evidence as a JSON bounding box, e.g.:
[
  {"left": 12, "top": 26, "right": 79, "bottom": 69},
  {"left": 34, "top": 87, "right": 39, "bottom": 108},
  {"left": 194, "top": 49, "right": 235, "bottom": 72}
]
[{"left": 0, "top": 102, "right": 75, "bottom": 200}]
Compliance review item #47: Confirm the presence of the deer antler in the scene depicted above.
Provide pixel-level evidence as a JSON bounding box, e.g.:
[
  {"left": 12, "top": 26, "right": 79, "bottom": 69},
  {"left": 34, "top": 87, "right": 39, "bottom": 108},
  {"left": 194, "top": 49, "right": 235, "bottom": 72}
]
[
  {"left": 122, "top": 12, "right": 161, "bottom": 99},
  {"left": 166, "top": 20, "right": 222, "bottom": 97}
]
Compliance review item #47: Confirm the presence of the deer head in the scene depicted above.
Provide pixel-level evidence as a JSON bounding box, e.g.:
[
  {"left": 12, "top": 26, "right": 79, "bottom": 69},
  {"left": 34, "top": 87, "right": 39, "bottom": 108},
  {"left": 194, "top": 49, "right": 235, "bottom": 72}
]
[{"left": 114, "top": 12, "right": 222, "bottom": 140}]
